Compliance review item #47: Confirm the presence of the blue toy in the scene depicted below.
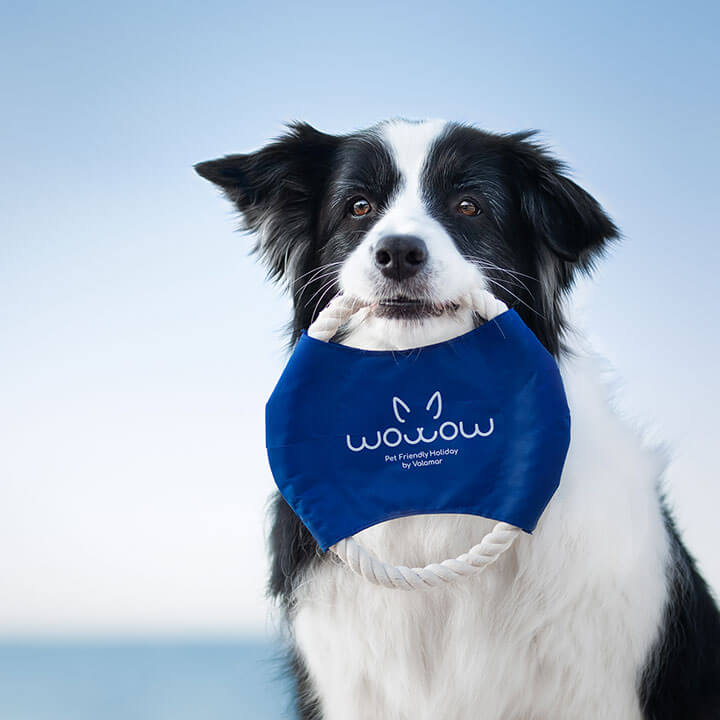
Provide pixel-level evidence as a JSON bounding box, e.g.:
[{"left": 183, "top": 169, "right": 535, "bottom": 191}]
[{"left": 265, "top": 290, "right": 570, "bottom": 589}]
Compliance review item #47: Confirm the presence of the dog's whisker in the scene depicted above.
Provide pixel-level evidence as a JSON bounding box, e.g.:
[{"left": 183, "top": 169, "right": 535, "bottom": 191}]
[
  {"left": 310, "top": 282, "right": 340, "bottom": 324},
  {"left": 296, "top": 270, "right": 342, "bottom": 299},
  {"left": 458, "top": 252, "right": 536, "bottom": 299},
  {"left": 297, "top": 263, "right": 344, "bottom": 290},
  {"left": 484, "top": 277, "right": 545, "bottom": 319},
  {"left": 305, "top": 276, "right": 340, "bottom": 309},
  {"left": 468, "top": 265, "right": 532, "bottom": 294},
  {"left": 461, "top": 256, "right": 536, "bottom": 296},
  {"left": 461, "top": 255, "right": 539, "bottom": 283},
  {"left": 291, "top": 262, "right": 345, "bottom": 288}
]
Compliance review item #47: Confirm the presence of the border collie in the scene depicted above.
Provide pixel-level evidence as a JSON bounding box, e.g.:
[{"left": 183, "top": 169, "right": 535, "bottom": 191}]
[{"left": 196, "top": 120, "right": 720, "bottom": 719}]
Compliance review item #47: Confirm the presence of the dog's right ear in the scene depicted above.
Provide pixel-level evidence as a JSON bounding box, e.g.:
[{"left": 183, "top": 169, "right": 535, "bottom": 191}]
[{"left": 195, "top": 122, "right": 340, "bottom": 282}]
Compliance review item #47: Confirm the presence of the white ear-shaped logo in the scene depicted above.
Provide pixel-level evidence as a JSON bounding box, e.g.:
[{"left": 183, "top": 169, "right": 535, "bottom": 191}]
[
  {"left": 392, "top": 396, "right": 411, "bottom": 424},
  {"left": 425, "top": 390, "right": 442, "bottom": 420}
]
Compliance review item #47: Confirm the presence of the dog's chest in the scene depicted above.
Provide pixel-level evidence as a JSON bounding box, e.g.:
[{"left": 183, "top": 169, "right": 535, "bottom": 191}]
[
  {"left": 294, "top": 512, "right": 655, "bottom": 720},
  {"left": 289, "top": 350, "right": 670, "bottom": 720}
]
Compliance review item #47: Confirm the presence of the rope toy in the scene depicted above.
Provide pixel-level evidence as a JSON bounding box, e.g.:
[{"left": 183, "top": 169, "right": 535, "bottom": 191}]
[
  {"left": 307, "top": 288, "right": 521, "bottom": 591},
  {"left": 266, "top": 287, "right": 570, "bottom": 593}
]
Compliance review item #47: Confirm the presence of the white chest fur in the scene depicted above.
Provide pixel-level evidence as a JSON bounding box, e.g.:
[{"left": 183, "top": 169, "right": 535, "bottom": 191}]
[{"left": 290, "top": 316, "right": 670, "bottom": 720}]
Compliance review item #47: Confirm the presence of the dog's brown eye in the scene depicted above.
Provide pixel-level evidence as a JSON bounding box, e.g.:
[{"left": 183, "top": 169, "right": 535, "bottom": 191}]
[
  {"left": 457, "top": 199, "right": 481, "bottom": 217},
  {"left": 351, "top": 198, "right": 371, "bottom": 217}
]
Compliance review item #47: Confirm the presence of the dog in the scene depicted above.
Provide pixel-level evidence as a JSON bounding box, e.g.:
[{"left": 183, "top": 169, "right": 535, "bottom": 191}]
[{"left": 196, "top": 119, "right": 720, "bottom": 719}]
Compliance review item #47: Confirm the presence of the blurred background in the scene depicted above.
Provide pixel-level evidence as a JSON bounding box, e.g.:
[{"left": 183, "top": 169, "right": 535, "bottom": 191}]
[{"left": 1, "top": 1, "right": 718, "bottom": 717}]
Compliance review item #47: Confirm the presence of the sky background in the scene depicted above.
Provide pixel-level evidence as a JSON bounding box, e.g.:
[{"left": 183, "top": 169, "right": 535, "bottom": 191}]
[{"left": 1, "top": 0, "right": 718, "bottom": 636}]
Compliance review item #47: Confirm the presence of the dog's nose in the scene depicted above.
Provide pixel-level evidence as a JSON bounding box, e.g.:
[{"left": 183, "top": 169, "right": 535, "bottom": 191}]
[{"left": 374, "top": 235, "right": 428, "bottom": 281}]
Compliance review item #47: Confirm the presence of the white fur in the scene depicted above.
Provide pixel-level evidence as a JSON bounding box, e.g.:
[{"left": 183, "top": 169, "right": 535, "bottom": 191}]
[{"left": 288, "top": 121, "right": 671, "bottom": 719}]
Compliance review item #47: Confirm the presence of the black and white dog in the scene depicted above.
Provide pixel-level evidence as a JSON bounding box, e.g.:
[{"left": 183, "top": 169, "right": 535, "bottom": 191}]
[{"left": 196, "top": 120, "right": 720, "bottom": 720}]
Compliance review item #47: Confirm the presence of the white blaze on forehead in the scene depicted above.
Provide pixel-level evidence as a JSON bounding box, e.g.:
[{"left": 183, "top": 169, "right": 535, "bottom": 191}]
[{"left": 381, "top": 119, "right": 447, "bottom": 205}]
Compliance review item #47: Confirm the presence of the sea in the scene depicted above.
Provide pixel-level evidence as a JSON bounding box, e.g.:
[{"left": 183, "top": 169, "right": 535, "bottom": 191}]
[{"left": 0, "top": 637, "right": 292, "bottom": 720}]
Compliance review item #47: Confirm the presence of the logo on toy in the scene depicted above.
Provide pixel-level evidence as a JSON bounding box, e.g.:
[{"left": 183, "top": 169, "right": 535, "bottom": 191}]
[{"left": 345, "top": 391, "right": 494, "bottom": 452}]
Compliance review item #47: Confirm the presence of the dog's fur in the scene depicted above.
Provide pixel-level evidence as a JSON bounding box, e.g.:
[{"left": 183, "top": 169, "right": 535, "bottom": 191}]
[{"left": 196, "top": 120, "right": 720, "bottom": 719}]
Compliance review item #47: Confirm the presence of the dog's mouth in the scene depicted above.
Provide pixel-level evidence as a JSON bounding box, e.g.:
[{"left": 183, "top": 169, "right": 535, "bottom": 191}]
[{"left": 376, "top": 296, "right": 460, "bottom": 320}]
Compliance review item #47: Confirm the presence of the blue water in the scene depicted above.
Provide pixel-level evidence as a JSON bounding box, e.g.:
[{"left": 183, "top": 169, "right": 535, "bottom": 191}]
[{"left": 0, "top": 638, "right": 292, "bottom": 720}]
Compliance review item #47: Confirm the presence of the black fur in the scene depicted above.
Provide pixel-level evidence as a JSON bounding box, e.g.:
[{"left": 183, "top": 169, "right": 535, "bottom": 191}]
[
  {"left": 267, "top": 493, "right": 319, "bottom": 608},
  {"left": 196, "top": 121, "right": 720, "bottom": 719},
  {"left": 640, "top": 512, "right": 720, "bottom": 719},
  {"left": 287, "top": 644, "right": 324, "bottom": 720},
  {"left": 196, "top": 123, "right": 342, "bottom": 342},
  {"left": 421, "top": 124, "right": 618, "bottom": 355}
]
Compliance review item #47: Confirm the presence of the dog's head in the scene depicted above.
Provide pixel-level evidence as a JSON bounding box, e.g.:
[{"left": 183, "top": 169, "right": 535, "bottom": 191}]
[{"left": 195, "top": 120, "right": 617, "bottom": 355}]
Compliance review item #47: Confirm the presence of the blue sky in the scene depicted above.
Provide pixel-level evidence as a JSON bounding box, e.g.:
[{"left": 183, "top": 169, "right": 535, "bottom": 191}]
[{"left": 1, "top": 0, "right": 718, "bottom": 634}]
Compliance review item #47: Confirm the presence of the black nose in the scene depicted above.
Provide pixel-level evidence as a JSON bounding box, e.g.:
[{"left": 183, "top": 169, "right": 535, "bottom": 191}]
[{"left": 374, "top": 235, "right": 428, "bottom": 281}]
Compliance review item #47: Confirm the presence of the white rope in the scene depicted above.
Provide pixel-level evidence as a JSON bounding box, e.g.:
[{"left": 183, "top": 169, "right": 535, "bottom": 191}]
[{"left": 307, "top": 287, "right": 522, "bottom": 591}]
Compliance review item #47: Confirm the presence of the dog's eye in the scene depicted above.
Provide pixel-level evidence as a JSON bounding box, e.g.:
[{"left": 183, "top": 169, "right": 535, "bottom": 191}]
[
  {"left": 350, "top": 198, "right": 371, "bottom": 217},
  {"left": 457, "top": 199, "right": 481, "bottom": 217}
]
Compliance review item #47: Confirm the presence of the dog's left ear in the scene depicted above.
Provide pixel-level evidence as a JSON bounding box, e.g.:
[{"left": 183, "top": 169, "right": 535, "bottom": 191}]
[
  {"left": 511, "top": 133, "right": 619, "bottom": 268},
  {"left": 194, "top": 122, "right": 340, "bottom": 282}
]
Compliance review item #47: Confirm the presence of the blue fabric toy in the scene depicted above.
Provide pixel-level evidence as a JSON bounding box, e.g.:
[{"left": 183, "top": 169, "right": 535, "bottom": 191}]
[{"left": 265, "top": 290, "right": 571, "bottom": 589}]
